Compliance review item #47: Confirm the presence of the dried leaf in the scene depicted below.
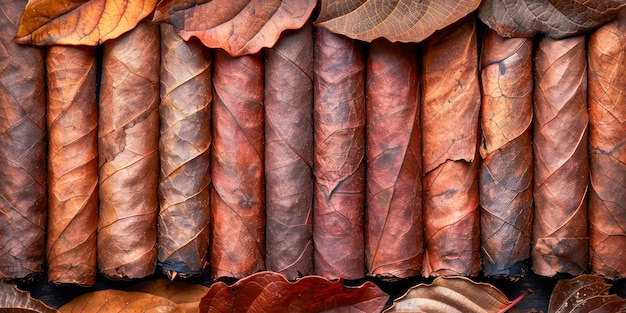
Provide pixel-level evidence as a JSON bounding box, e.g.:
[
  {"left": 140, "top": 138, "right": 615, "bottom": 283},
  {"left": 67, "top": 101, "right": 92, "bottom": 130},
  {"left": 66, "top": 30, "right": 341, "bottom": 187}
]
[
  {"left": 0, "top": 281, "right": 57, "bottom": 313},
  {"left": 153, "top": 0, "right": 317, "bottom": 57},
  {"left": 46, "top": 45, "right": 99, "bottom": 286},
  {"left": 588, "top": 10, "right": 626, "bottom": 280},
  {"left": 158, "top": 23, "right": 211, "bottom": 279},
  {"left": 210, "top": 50, "right": 265, "bottom": 279},
  {"left": 313, "top": 28, "right": 365, "bottom": 280},
  {"left": 478, "top": 0, "right": 626, "bottom": 39},
  {"left": 14, "top": 0, "right": 157, "bottom": 46},
  {"left": 264, "top": 22, "right": 314, "bottom": 279},
  {"left": 58, "top": 289, "right": 184, "bottom": 313},
  {"left": 128, "top": 278, "right": 209, "bottom": 313},
  {"left": 548, "top": 275, "right": 626, "bottom": 313},
  {"left": 532, "top": 35, "right": 589, "bottom": 277},
  {"left": 384, "top": 276, "right": 526, "bottom": 313},
  {"left": 365, "top": 40, "right": 422, "bottom": 279},
  {"left": 420, "top": 16, "right": 481, "bottom": 277},
  {"left": 315, "top": 0, "right": 480, "bottom": 43},
  {"left": 199, "top": 271, "right": 388, "bottom": 313},
  {"left": 479, "top": 31, "right": 533, "bottom": 278},
  {"left": 98, "top": 20, "right": 160, "bottom": 280},
  {"left": 0, "top": 0, "right": 47, "bottom": 281}
]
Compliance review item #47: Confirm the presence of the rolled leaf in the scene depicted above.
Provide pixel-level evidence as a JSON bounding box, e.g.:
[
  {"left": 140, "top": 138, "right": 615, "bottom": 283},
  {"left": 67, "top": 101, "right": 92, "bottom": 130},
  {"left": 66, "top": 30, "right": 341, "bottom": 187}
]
[
  {"left": 0, "top": 0, "right": 47, "bottom": 281},
  {"left": 211, "top": 50, "right": 265, "bottom": 279},
  {"left": 46, "top": 45, "right": 99, "bottom": 286},
  {"left": 313, "top": 28, "right": 366, "bottom": 280},
  {"left": 264, "top": 22, "right": 314, "bottom": 279},
  {"left": 532, "top": 35, "right": 589, "bottom": 277},
  {"left": 479, "top": 31, "right": 533, "bottom": 278},
  {"left": 98, "top": 20, "right": 160, "bottom": 280},
  {"left": 365, "top": 40, "right": 422, "bottom": 279},
  {"left": 588, "top": 11, "right": 626, "bottom": 280},
  {"left": 158, "top": 23, "right": 212, "bottom": 279},
  {"left": 421, "top": 16, "right": 481, "bottom": 277}
]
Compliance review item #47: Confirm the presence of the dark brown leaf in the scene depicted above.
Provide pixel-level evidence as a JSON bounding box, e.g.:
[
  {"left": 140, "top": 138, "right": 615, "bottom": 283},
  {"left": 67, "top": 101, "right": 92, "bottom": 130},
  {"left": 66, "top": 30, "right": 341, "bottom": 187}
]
[
  {"left": 313, "top": 28, "right": 365, "bottom": 280},
  {"left": 548, "top": 275, "right": 626, "bottom": 313},
  {"left": 532, "top": 35, "right": 589, "bottom": 277},
  {"left": 14, "top": 0, "right": 157, "bottom": 46},
  {"left": 588, "top": 9, "right": 626, "bottom": 280},
  {"left": 0, "top": 281, "right": 57, "bottom": 313},
  {"left": 264, "top": 22, "right": 314, "bottom": 279},
  {"left": 365, "top": 40, "right": 422, "bottom": 279},
  {"left": 210, "top": 50, "right": 265, "bottom": 279},
  {"left": 158, "top": 23, "right": 211, "bottom": 279},
  {"left": 479, "top": 30, "right": 533, "bottom": 278},
  {"left": 153, "top": 0, "right": 317, "bottom": 57},
  {"left": 315, "top": 0, "right": 481, "bottom": 43},
  {"left": 59, "top": 289, "right": 183, "bottom": 313},
  {"left": 46, "top": 45, "right": 99, "bottom": 286},
  {"left": 0, "top": 0, "right": 47, "bottom": 281},
  {"left": 478, "top": 0, "right": 626, "bottom": 39},
  {"left": 420, "top": 16, "right": 481, "bottom": 277},
  {"left": 199, "top": 271, "right": 388, "bottom": 313},
  {"left": 128, "top": 278, "right": 209, "bottom": 313},
  {"left": 97, "top": 20, "right": 160, "bottom": 280}
]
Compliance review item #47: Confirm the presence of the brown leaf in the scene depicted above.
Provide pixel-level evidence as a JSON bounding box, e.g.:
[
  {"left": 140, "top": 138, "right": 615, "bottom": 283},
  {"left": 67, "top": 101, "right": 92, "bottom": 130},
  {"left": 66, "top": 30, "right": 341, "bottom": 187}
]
[
  {"left": 0, "top": 281, "right": 57, "bottom": 313},
  {"left": 532, "top": 34, "right": 589, "bottom": 277},
  {"left": 479, "top": 30, "right": 533, "bottom": 278},
  {"left": 313, "top": 28, "right": 365, "bottom": 280},
  {"left": 478, "top": 0, "right": 626, "bottom": 39},
  {"left": 315, "top": 0, "right": 481, "bottom": 43},
  {"left": 158, "top": 23, "right": 212, "bottom": 279},
  {"left": 199, "top": 271, "right": 388, "bottom": 313},
  {"left": 264, "top": 22, "right": 314, "bottom": 279},
  {"left": 588, "top": 9, "right": 626, "bottom": 280},
  {"left": 46, "top": 45, "right": 99, "bottom": 286},
  {"left": 384, "top": 276, "right": 526, "bottom": 313},
  {"left": 14, "top": 0, "right": 157, "bottom": 46},
  {"left": 97, "top": 20, "right": 160, "bottom": 280},
  {"left": 0, "top": 0, "right": 47, "bottom": 281},
  {"left": 128, "top": 279, "right": 209, "bottom": 313},
  {"left": 153, "top": 0, "right": 317, "bottom": 57},
  {"left": 210, "top": 50, "right": 265, "bottom": 279},
  {"left": 59, "top": 289, "right": 184, "bottom": 313},
  {"left": 365, "top": 40, "right": 422, "bottom": 279},
  {"left": 548, "top": 275, "right": 626, "bottom": 313}
]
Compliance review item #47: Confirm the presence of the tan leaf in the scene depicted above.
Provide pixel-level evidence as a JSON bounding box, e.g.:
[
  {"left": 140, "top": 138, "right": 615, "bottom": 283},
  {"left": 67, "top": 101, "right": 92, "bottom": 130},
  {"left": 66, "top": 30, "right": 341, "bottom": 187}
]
[
  {"left": 14, "top": 0, "right": 157, "bottom": 46},
  {"left": 315, "top": 0, "right": 481, "bottom": 43},
  {"left": 548, "top": 274, "right": 626, "bottom": 313},
  {"left": 58, "top": 289, "right": 184, "bottom": 313},
  {"left": 0, "top": 281, "right": 57, "bottom": 313},
  {"left": 128, "top": 279, "right": 208, "bottom": 313},
  {"left": 153, "top": 0, "right": 317, "bottom": 56}
]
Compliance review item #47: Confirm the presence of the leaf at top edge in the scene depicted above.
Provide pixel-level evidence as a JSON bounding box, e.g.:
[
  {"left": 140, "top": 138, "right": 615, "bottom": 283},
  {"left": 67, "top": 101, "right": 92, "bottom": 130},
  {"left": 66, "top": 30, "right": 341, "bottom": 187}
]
[
  {"left": 548, "top": 274, "right": 626, "bottom": 313},
  {"left": 127, "top": 279, "right": 209, "bottom": 313},
  {"left": 198, "top": 271, "right": 389, "bottom": 313},
  {"left": 0, "top": 281, "right": 57, "bottom": 313},
  {"left": 153, "top": 0, "right": 317, "bottom": 56},
  {"left": 14, "top": 0, "right": 157, "bottom": 46},
  {"left": 58, "top": 289, "right": 184, "bottom": 313},
  {"left": 315, "top": 0, "right": 481, "bottom": 43}
]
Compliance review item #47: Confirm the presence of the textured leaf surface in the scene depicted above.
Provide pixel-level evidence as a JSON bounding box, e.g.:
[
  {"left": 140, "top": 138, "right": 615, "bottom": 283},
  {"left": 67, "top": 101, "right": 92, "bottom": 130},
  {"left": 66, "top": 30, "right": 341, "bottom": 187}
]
[
  {"left": 153, "top": 0, "right": 317, "bottom": 56},
  {"left": 46, "top": 45, "right": 99, "bottom": 286},
  {"left": 265, "top": 22, "right": 314, "bottom": 279},
  {"left": 479, "top": 31, "right": 533, "bottom": 278},
  {"left": 59, "top": 289, "right": 183, "bottom": 313},
  {"left": 365, "top": 40, "right": 422, "bottom": 279},
  {"left": 532, "top": 35, "right": 589, "bottom": 277},
  {"left": 14, "top": 0, "right": 157, "bottom": 45},
  {"left": 316, "top": 0, "right": 480, "bottom": 43},
  {"left": 478, "top": 0, "right": 626, "bottom": 39},
  {"left": 128, "top": 279, "right": 208, "bottom": 313},
  {"left": 588, "top": 10, "right": 626, "bottom": 280},
  {"left": 0, "top": 281, "right": 57, "bottom": 313},
  {"left": 199, "top": 272, "right": 388, "bottom": 313},
  {"left": 97, "top": 20, "right": 160, "bottom": 280},
  {"left": 313, "top": 28, "right": 365, "bottom": 280},
  {"left": 0, "top": 0, "right": 47, "bottom": 281},
  {"left": 210, "top": 50, "right": 265, "bottom": 279},
  {"left": 158, "top": 23, "right": 211, "bottom": 279},
  {"left": 548, "top": 275, "right": 626, "bottom": 313}
]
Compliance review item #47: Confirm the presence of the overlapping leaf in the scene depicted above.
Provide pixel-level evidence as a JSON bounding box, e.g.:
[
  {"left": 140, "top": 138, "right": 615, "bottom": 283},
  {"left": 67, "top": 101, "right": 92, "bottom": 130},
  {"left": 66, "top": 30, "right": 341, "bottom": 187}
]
[
  {"left": 0, "top": 281, "right": 57, "bottom": 313},
  {"left": 58, "top": 289, "right": 184, "bottom": 313},
  {"left": 548, "top": 275, "right": 626, "bottom": 313},
  {"left": 128, "top": 279, "right": 209, "bottom": 313}
]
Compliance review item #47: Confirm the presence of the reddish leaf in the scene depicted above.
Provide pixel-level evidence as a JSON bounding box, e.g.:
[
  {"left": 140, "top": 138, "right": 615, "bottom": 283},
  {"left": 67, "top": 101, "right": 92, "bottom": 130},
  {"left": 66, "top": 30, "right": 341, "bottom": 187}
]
[
  {"left": 548, "top": 275, "right": 626, "bottom": 313},
  {"left": 128, "top": 279, "right": 209, "bottom": 313},
  {"left": 0, "top": 281, "right": 57, "bottom": 313},
  {"left": 315, "top": 0, "right": 481, "bottom": 43},
  {"left": 153, "top": 0, "right": 317, "bottom": 57},
  {"left": 199, "top": 272, "right": 388, "bottom": 313},
  {"left": 14, "top": 0, "right": 157, "bottom": 46},
  {"left": 59, "top": 289, "right": 184, "bottom": 313}
]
